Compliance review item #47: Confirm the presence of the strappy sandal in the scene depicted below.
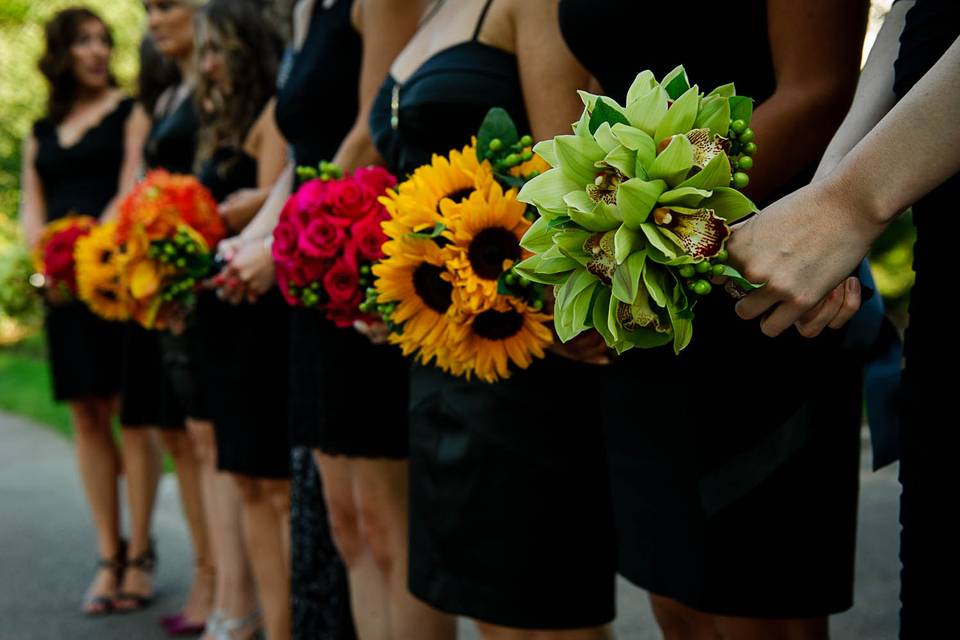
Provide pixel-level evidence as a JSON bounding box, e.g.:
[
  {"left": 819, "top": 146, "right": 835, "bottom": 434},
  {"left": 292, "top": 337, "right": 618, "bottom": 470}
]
[
  {"left": 82, "top": 541, "right": 126, "bottom": 617},
  {"left": 114, "top": 541, "right": 156, "bottom": 612},
  {"left": 206, "top": 609, "right": 262, "bottom": 640}
]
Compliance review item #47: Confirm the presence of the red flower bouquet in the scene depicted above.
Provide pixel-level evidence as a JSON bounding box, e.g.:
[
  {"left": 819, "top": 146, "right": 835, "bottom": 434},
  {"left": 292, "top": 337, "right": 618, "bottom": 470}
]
[
  {"left": 272, "top": 164, "right": 396, "bottom": 327},
  {"left": 32, "top": 215, "right": 97, "bottom": 301}
]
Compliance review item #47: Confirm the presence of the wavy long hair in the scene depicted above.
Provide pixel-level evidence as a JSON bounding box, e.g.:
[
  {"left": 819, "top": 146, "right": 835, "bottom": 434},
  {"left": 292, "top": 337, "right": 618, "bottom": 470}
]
[
  {"left": 39, "top": 7, "right": 117, "bottom": 124},
  {"left": 194, "top": 0, "right": 282, "bottom": 164}
]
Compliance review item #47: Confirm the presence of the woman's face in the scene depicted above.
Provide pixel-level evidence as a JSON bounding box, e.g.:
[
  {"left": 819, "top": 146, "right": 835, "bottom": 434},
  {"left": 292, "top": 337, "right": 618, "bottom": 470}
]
[
  {"left": 145, "top": 0, "right": 195, "bottom": 60},
  {"left": 199, "top": 27, "right": 229, "bottom": 93},
  {"left": 70, "top": 18, "right": 112, "bottom": 91}
]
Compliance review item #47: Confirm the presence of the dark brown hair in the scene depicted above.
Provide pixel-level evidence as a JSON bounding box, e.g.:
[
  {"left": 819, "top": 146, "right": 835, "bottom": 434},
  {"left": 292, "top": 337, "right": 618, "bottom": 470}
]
[
  {"left": 195, "top": 0, "right": 282, "bottom": 163},
  {"left": 38, "top": 7, "right": 116, "bottom": 124},
  {"left": 137, "top": 35, "right": 181, "bottom": 114}
]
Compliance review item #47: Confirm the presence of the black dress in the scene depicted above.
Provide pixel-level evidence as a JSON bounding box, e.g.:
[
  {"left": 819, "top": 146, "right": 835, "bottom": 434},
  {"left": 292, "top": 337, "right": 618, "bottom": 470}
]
[
  {"left": 275, "top": 0, "right": 409, "bottom": 458},
  {"left": 122, "top": 92, "right": 205, "bottom": 428},
  {"left": 196, "top": 147, "right": 290, "bottom": 479},
  {"left": 559, "top": 0, "right": 864, "bottom": 618},
  {"left": 32, "top": 99, "right": 129, "bottom": 402},
  {"left": 274, "top": 2, "right": 357, "bottom": 638},
  {"left": 369, "top": 1, "right": 616, "bottom": 629},
  {"left": 892, "top": 1, "right": 959, "bottom": 635}
]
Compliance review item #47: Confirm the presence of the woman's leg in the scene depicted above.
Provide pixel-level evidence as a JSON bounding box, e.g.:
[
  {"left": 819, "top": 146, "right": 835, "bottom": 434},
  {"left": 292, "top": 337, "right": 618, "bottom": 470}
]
[
  {"left": 70, "top": 395, "right": 122, "bottom": 613},
  {"left": 315, "top": 452, "right": 389, "bottom": 640},
  {"left": 160, "top": 426, "right": 215, "bottom": 624},
  {"left": 353, "top": 458, "right": 457, "bottom": 640},
  {"left": 474, "top": 623, "right": 614, "bottom": 640},
  {"left": 234, "top": 475, "right": 291, "bottom": 640},
  {"left": 114, "top": 426, "right": 163, "bottom": 609},
  {"left": 650, "top": 594, "right": 829, "bottom": 640}
]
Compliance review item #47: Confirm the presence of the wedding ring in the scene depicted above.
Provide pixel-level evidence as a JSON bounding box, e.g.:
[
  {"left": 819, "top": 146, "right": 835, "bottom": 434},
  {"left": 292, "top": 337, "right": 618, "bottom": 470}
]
[{"left": 724, "top": 280, "right": 748, "bottom": 300}]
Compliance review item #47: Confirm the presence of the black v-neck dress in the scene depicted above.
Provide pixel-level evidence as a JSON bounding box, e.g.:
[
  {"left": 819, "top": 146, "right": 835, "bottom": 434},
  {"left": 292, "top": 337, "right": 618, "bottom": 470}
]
[{"left": 32, "top": 99, "right": 130, "bottom": 401}]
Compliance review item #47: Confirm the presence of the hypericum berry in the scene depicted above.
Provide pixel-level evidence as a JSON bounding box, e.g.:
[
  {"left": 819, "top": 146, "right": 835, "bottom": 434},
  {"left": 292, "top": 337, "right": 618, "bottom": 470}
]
[
  {"left": 743, "top": 142, "right": 758, "bottom": 156},
  {"left": 715, "top": 248, "right": 729, "bottom": 262},
  {"left": 521, "top": 150, "right": 534, "bottom": 162},
  {"left": 503, "top": 153, "right": 519, "bottom": 167},
  {"left": 730, "top": 119, "right": 747, "bottom": 135},
  {"left": 739, "top": 128, "right": 755, "bottom": 143},
  {"left": 678, "top": 265, "right": 696, "bottom": 278},
  {"left": 520, "top": 135, "right": 533, "bottom": 147},
  {"left": 504, "top": 272, "right": 518, "bottom": 286},
  {"left": 736, "top": 156, "right": 753, "bottom": 171},
  {"left": 692, "top": 280, "right": 712, "bottom": 296},
  {"left": 695, "top": 261, "right": 712, "bottom": 274},
  {"left": 711, "top": 264, "right": 726, "bottom": 276},
  {"left": 489, "top": 138, "right": 503, "bottom": 152},
  {"left": 733, "top": 172, "right": 750, "bottom": 189}
]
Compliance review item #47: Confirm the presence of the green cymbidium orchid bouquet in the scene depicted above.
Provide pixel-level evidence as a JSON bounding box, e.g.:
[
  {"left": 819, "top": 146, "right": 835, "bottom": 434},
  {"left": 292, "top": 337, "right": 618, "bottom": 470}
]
[{"left": 515, "top": 65, "right": 760, "bottom": 354}]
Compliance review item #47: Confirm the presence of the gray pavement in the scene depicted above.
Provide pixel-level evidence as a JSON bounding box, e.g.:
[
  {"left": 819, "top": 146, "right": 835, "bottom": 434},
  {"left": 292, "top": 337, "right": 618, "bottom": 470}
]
[{"left": 0, "top": 411, "right": 899, "bottom": 639}]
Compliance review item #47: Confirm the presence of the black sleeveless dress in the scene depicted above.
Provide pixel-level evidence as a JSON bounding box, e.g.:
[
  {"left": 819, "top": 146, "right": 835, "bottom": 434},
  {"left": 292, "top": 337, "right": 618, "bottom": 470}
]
[
  {"left": 274, "top": 3, "right": 357, "bottom": 638},
  {"left": 32, "top": 99, "right": 130, "bottom": 402},
  {"left": 560, "top": 0, "right": 864, "bottom": 618},
  {"left": 275, "top": 0, "right": 409, "bottom": 458},
  {"left": 121, "top": 93, "right": 199, "bottom": 428},
  {"left": 369, "top": 1, "right": 616, "bottom": 629},
  {"left": 196, "top": 147, "right": 290, "bottom": 479},
  {"left": 892, "top": 0, "right": 959, "bottom": 634}
]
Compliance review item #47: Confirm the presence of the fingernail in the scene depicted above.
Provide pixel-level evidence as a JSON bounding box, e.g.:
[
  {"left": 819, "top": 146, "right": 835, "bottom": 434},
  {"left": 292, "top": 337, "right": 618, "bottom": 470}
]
[{"left": 848, "top": 278, "right": 860, "bottom": 294}]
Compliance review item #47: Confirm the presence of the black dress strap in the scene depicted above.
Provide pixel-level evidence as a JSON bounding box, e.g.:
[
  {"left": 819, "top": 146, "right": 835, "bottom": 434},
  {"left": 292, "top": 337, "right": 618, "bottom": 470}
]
[{"left": 472, "top": 0, "right": 496, "bottom": 40}]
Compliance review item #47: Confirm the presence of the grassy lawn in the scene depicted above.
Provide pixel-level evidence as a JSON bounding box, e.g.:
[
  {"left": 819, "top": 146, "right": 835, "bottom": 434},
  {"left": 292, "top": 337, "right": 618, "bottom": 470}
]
[{"left": 0, "top": 332, "right": 74, "bottom": 438}]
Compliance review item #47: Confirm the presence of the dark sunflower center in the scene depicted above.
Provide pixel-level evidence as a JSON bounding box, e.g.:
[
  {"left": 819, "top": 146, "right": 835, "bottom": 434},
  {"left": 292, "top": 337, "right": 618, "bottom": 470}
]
[
  {"left": 412, "top": 263, "right": 453, "bottom": 313},
  {"left": 468, "top": 227, "right": 521, "bottom": 280},
  {"left": 437, "top": 187, "right": 475, "bottom": 214},
  {"left": 96, "top": 288, "right": 118, "bottom": 302},
  {"left": 472, "top": 309, "right": 524, "bottom": 340},
  {"left": 99, "top": 249, "right": 113, "bottom": 264}
]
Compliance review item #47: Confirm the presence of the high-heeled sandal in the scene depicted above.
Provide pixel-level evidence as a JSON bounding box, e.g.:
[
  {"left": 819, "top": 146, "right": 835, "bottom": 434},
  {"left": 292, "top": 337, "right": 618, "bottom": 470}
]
[
  {"left": 206, "top": 609, "right": 262, "bottom": 640},
  {"left": 114, "top": 541, "right": 156, "bottom": 612},
  {"left": 82, "top": 541, "right": 126, "bottom": 617}
]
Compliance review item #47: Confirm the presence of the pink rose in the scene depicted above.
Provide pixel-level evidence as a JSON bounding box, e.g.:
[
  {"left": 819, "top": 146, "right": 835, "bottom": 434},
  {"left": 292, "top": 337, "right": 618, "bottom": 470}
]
[
  {"left": 352, "top": 166, "right": 397, "bottom": 194},
  {"left": 325, "top": 291, "right": 364, "bottom": 328},
  {"left": 295, "top": 178, "right": 331, "bottom": 215},
  {"left": 350, "top": 213, "right": 388, "bottom": 262},
  {"left": 298, "top": 217, "right": 345, "bottom": 260},
  {"left": 322, "top": 258, "right": 360, "bottom": 305},
  {"left": 328, "top": 179, "right": 378, "bottom": 220},
  {"left": 275, "top": 262, "right": 300, "bottom": 306},
  {"left": 299, "top": 256, "right": 332, "bottom": 283},
  {"left": 272, "top": 218, "right": 301, "bottom": 262}
]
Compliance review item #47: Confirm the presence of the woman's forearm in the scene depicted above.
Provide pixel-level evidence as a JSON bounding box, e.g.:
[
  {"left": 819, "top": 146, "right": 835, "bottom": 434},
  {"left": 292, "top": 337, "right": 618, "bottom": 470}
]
[
  {"left": 833, "top": 34, "right": 960, "bottom": 227},
  {"left": 814, "top": 0, "right": 913, "bottom": 181},
  {"left": 239, "top": 162, "right": 293, "bottom": 241}
]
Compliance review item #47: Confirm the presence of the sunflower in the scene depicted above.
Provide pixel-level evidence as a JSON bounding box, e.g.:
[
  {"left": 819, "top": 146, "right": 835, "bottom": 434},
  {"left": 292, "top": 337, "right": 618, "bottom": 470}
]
[
  {"left": 444, "top": 181, "right": 531, "bottom": 313},
  {"left": 450, "top": 297, "right": 553, "bottom": 383},
  {"left": 372, "top": 236, "right": 465, "bottom": 368},
  {"left": 380, "top": 142, "right": 495, "bottom": 239},
  {"left": 75, "top": 221, "right": 131, "bottom": 321}
]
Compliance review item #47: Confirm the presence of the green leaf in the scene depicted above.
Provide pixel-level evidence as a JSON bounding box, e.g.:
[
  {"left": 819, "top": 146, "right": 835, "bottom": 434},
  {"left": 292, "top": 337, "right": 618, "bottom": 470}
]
[
  {"left": 589, "top": 99, "right": 630, "bottom": 135},
  {"left": 593, "top": 122, "right": 619, "bottom": 153},
  {"left": 620, "top": 326, "right": 673, "bottom": 350},
  {"left": 639, "top": 223, "right": 678, "bottom": 261},
  {"left": 647, "top": 135, "right": 695, "bottom": 186},
  {"left": 676, "top": 151, "right": 731, "bottom": 191},
  {"left": 520, "top": 215, "right": 558, "bottom": 253},
  {"left": 602, "top": 145, "right": 638, "bottom": 179},
  {"left": 567, "top": 198, "right": 623, "bottom": 232},
  {"left": 591, "top": 286, "right": 615, "bottom": 347},
  {"left": 654, "top": 85, "right": 700, "bottom": 142},
  {"left": 694, "top": 95, "right": 731, "bottom": 139},
  {"left": 701, "top": 187, "right": 758, "bottom": 223},
  {"left": 513, "top": 256, "right": 571, "bottom": 285},
  {"left": 517, "top": 168, "right": 580, "bottom": 218},
  {"left": 407, "top": 223, "right": 446, "bottom": 240},
  {"left": 532, "top": 139, "right": 559, "bottom": 166},
  {"left": 658, "top": 186, "right": 712, "bottom": 208},
  {"left": 614, "top": 224, "right": 645, "bottom": 264},
  {"left": 555, "top": 134, "right": 606, "bottom": 185},
  {"left": 717, "top": 264, "right": 763, "bottom": 291},
  {"left": 643, "top": 263, "right": 670, "bottom": 308},
  {"left": 618, "top": 178, "right": 667, "bottom": 229},
  {"left": 547, "top": 215, "right": 574, "bottom": 229},
  {"left": 564, "top": 190, "right": 595, "bottom": 214},
  {"left": 668, "top": 310, "right": 694, "bottom": 354},
  {"left": 571, "top": 281, "right": 597, "bottom": 334},
  {"left": 612, "top": 250, "right": 647, "bottom": 304},
  {"left": 477, "top": 107, "right": 519, "bottom": 160},
  {"left": 625, "top": 85, "right": 669, "bottom": 137},
  {"left": 607, "top": 289, "right": 621, "bottom": 343},
  {"left": 611, "top": 124, "right": 656, "bottom": 167},
  {"left": 661, "top": 65, "right": 690, "bottom": 100},
  {"left": 554, "top": 229, "right": 593, "bottom": 263},
  {"left": 707, "top": 83, "right": 736, "bottom": 99},
  {"left": 538, "top": 245, "right": 581, "bottom": 274},
  {"left": 625, "top": 70, "right": 657, "bottom": 105},
  {"left": 729, "top": 95, "right": 754, "bottom": 124}
]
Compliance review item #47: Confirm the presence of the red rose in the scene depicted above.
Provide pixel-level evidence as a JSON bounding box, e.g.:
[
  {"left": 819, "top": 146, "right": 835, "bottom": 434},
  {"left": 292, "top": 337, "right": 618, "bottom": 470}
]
[
  {"left": 299, "top": 217, "right": 345, "bottom": 260},
  {"left": 328, "top": 179, "right": 378, "bottom": 220},
  {"left": 325, "top": 290, "right": 364, "bottom": 328},
  {"left": 272, "top": 217, "right": 301, "bottom": 262},
  {"left": 299, "top": 256, "right": 332, "bottom": 283},
  {"left": 350, "top": 213, "right": 388, "bottom": 262},
  {"left": 352, "top": 166, "right": 397, "bottom": 194},
  {"left": 275, "top": 262, "right": 300, "bottom": 305},
  {"left": 322, "top": 258, "right": 360, "bottom": 305},
  {"left": 295, "top": 178, "right": 331, "bottom": 215}
]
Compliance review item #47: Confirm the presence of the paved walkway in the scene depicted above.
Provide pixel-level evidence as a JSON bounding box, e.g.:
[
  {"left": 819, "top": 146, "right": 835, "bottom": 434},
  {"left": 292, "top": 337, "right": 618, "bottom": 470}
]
[{"left": 0, "top": 411, "right": 899, "bottom": 639}]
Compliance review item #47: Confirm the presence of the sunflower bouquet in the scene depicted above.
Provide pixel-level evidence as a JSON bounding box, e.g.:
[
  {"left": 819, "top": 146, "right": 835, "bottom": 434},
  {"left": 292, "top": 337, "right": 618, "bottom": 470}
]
[
  {"left": 272, "top": 162, "right": 397, "bottom": 328},
  {"left": 74, "top": 221, "right": 131, "bottom": 322},
  {"left": 113, "top": 170, "right": 225, "bottom": 329},
  {"left": 30, "top": 214, "right": 97, "bottom": 303},
  {"left": 516, "top": 66, "right": 760, "bottom": 354},
  {"left": 366, "top": 108, "right": 554, "bottom": 383}
]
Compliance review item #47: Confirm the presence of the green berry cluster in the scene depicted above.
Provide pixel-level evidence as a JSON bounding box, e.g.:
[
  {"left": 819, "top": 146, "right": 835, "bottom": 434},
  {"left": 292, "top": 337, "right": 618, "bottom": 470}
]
[
  {"left": 485, "top": 135, "right": 537, "bottom": 176},
  {"left": 727, "top": 118, "right": 757, "bottom": 190},
  {"left": 500, "top": 268, "right": 545, "bottom": 311},
  {"left": 676, "top": 248, "right": 729, "bottom": 297},
  {"left": 359, "top": 287, "right": 401, "bottom": 332},
  {"left": 296, "top": 160, "right": 344, "bottom": 182}
]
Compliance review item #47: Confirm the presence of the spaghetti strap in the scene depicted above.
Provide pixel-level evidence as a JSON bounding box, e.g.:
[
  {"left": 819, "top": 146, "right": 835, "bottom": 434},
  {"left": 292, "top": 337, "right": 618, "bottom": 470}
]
[{"left": 472, "top": 0, "right": 496, "bottom": 41}]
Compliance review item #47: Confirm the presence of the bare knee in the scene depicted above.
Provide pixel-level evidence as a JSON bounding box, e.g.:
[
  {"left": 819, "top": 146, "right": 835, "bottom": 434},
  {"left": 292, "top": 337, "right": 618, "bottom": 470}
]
[
  {"left": 325, "top": 487, "right": 364, "bottom": 566},
  {"left": 70, "top": 398, "right": 111, "bottom": 436},
  {"left": 651, "top": 595, "right": 717, "bottom": 640},
  {"left": 159, "top": 429, "right": 192, "bottom": 459},
  {"left": 232, "top": 474, "right": 263, "bottom": 503},
  {"left": 185, "top": 419, "right": 217, "bottom": 467},
  {"left": 357, "top": 497, "right": 398, "bottom": 575}
]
